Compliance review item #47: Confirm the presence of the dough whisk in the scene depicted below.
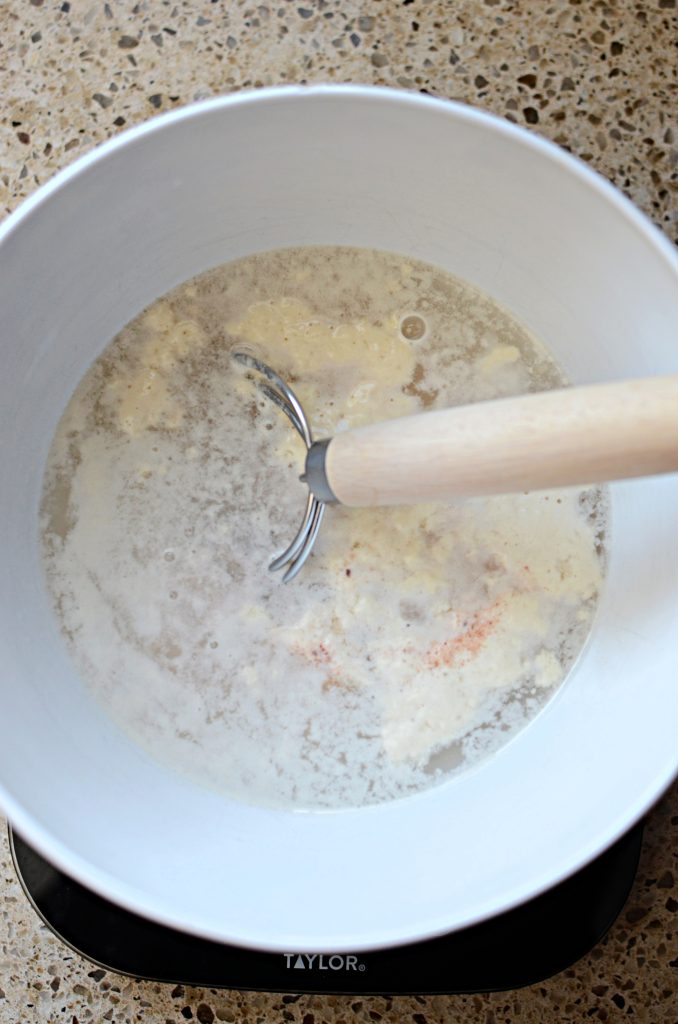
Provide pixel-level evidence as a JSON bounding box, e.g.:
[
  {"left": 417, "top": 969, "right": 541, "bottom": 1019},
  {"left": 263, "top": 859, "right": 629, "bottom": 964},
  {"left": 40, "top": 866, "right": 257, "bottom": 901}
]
[{"left": 233, "top": 350, "right": 678, "bottom": 582}]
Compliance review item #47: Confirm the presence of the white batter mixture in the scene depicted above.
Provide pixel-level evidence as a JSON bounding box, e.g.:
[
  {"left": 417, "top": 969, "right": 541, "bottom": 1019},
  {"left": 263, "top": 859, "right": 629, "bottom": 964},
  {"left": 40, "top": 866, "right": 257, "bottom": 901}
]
[{"left": 40, "top": 247, "right": 607, "bottom": 809}]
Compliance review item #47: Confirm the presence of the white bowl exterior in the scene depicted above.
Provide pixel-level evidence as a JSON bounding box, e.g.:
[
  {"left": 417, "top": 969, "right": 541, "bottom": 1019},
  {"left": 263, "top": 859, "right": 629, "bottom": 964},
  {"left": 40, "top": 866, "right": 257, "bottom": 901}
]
[{"left": 0, "top": 86, "right": 677, "bottom": 952}]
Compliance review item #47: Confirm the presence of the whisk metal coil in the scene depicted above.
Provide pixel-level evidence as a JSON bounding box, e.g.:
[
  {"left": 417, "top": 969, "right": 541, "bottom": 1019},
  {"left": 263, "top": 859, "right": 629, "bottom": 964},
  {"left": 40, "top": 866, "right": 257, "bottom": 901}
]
[{"left": 232, "top": 350, "right": 325, "bottom": 582}]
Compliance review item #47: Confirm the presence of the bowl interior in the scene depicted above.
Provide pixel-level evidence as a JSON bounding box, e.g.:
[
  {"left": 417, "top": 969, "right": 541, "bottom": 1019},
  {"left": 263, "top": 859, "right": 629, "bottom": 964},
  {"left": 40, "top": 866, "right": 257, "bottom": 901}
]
[{"left": 1, "top": 87, "right": 677, "bottom": 951}]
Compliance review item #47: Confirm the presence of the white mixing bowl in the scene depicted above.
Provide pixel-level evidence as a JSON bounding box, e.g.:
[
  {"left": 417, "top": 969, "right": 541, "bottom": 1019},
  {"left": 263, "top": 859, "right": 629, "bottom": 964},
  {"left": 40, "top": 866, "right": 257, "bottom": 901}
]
[{"left": 1, "top": 85, "right": 677, "bottom": 952}]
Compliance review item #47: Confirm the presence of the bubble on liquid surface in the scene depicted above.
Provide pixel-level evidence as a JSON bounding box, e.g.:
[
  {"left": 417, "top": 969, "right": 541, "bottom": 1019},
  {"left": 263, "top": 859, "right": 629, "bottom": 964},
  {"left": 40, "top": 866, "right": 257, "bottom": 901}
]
[{"left": 400, "top": 314, "right": 427, "bottom": 341}]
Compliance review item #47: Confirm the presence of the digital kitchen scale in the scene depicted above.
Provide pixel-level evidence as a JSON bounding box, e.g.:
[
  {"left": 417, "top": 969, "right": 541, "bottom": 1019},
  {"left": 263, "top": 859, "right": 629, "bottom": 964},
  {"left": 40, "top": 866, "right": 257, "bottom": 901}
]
[{"left": 9, "top": 822, "right": 642, "bottom": 995}]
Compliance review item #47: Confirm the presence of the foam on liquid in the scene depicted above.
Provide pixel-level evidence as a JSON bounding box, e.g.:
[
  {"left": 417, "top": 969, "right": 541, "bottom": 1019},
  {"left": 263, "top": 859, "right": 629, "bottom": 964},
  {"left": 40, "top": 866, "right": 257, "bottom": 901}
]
[{"left": 40, "top": 247, "right": 607, "bottom": 809}]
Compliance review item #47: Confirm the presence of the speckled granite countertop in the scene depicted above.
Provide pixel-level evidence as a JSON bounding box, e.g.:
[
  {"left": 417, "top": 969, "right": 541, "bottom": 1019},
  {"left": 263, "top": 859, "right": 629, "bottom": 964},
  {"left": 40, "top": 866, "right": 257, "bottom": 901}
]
[{"left": 1, "top": 1, "right": 676, "bottom": 1022}]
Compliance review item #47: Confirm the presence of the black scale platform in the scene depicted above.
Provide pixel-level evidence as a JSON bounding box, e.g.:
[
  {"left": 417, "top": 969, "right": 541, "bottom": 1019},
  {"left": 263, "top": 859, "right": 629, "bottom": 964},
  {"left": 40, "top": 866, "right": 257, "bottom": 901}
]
[{"left": 9, "top": 822, "right": 642, "bottom": 995}]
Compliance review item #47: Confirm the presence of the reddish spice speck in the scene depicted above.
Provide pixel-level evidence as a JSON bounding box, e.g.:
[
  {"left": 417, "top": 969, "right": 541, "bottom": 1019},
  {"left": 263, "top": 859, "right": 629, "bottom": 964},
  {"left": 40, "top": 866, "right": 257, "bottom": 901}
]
[
  {"left": 309, "top": 642, "right": 332, "bottom": 665},
  {"left": 292, "top": 642, "right": 349, "bottom": 691},
  {"left": 346, "top": 568, "right": 352, "bottom": 577},
  {"left": 425, "top": 602, "right": 503, "bottom": 670},
  {"left": 292, "top": 640, "right": 334, "bottom": 669}
]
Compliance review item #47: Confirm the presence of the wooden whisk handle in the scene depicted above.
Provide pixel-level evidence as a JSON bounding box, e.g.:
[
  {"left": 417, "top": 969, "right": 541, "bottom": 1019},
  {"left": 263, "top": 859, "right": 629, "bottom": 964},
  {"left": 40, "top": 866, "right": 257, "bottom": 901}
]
[{"left": 305, "top": 376, "right": 678, "bottom": 507}]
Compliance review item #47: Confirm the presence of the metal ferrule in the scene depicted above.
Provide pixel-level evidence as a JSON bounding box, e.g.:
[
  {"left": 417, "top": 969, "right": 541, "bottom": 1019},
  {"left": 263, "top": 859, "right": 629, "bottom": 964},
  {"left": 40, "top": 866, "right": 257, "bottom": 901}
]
[{"left": 304, "top": 439, "right": 339, "bottom": 504}]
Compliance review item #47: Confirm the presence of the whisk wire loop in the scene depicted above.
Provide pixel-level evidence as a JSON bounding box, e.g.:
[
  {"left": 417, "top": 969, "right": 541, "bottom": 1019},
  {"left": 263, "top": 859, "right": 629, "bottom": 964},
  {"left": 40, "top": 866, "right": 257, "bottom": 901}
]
[{"left": 232, "top": 350, "right": 324, "bottom": 581}]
